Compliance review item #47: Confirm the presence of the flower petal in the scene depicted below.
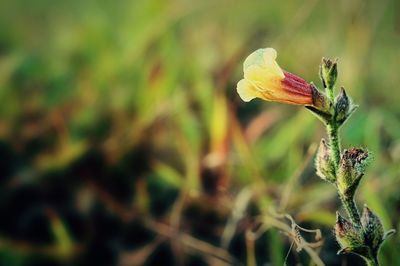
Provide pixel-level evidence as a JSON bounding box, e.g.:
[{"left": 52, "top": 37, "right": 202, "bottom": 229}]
[
  {"left": 236, "top": 79, "right": 262, "bottom": 102},
  {"left": 244, "top": 65, "right": 283, "bottom": 92},
  {"left": 243, "top": 49, "right": 265, "bottom": 70},
  {"left": 242, "top": 48, "right": 284, "bottom": 94},
  {"left": 262, "top": 48, "right": 283, "bottom": 76}
]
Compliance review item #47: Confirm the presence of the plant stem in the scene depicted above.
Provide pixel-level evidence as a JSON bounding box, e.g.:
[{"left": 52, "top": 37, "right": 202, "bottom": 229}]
[
  {"left": 326, "top": 123, "right": 340, "bottom": 172},
  {"left": 327, "top": 120, "right": 372, "bottom": 264},
  {"left": 326, "top": 86, "right": 335, "bottom": 104},
  {"left": 364, "top": 256, "right": 379, "bottom": 266},
  {"left": 327, "top": 121, "right": 361, "bottom": 226},
  {"left": 340, "top": 194, "right": 361, "bottom": 227}
]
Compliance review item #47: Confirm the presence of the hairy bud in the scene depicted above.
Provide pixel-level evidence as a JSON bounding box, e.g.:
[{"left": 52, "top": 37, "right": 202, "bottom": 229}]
[
  {"left": 337, "top": 148, "right": 370, "bottom": 198},
  {"left": 335, "top": 212, "right": 365, "bottom": 254},
  {"left": 319, "top": 58, "right": 338, "bottom": 89},
  {"left": 335, "top": 87, "right": 350, "bottom": 120},
  {"left": 333, "top": 87, "right": 358, "bottom": 125},
  {"left": 315, "top": 139, "right": 336, "bottom": 183},
  {"left": 361, "top": 205, "right": 384, "bottom": 252}
]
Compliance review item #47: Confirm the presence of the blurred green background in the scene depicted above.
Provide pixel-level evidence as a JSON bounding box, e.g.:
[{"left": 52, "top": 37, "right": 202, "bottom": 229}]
[{"left": 0, "top": 0, "right": 399, "bottom": 265}]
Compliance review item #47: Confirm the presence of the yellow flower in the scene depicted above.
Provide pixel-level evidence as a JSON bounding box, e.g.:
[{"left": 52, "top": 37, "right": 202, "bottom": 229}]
[{"left": 237, "top": 48, "right": 317, "bottom": 105}]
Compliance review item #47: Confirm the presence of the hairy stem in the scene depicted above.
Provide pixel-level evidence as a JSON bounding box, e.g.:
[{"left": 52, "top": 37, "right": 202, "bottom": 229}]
[
  {"left": 327, "top": 121, "right": 362, "bottom": 226},
  {"left": 339, "top": 194, "right": 361, "bottom": 227},
  {"left": 364, "top": 256, "right": 379, "bottom": 266},
  {"left": 327, "top": 120, "right": 377, "bottom": 265},
  {"left": 326, "top": 123, "right": 340, "bottom": 173},
  {"left": 326, "top": 86, "right": 335, "bottom": 104}
]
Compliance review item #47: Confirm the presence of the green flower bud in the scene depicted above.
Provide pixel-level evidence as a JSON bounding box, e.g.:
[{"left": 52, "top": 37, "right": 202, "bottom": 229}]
[
  {"left": 337, "top": 148, "right": 370, "bottom": 198},
  {"left": 319, "top": 58, "right": 338, "bottom": 89},
  {"left": 315, "top": 139, "right": 336, "bottom": 183},
  {"left": 361, "top": 205, "right": 384, "bottom": 252},
  {"left": 335, "top": 212, "right": 365, "bottom": 254}
]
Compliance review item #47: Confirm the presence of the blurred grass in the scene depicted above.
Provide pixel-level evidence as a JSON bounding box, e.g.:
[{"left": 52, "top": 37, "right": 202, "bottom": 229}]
[{"left": 0, "top": 0, "right": 400, "bottom": 265}]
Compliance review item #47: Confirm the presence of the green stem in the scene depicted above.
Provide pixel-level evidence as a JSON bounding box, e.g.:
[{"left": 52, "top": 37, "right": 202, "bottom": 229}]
[
  {"left": 364, "top": 256, "right": 379, "bottom": 266},
  {"left": 326, "top": 123, "right": 341, "bottom": 171},
  {"left": 340, "top": 194, "right": 361, "bottom": 227},
  {"left": 327, "top": 120, "right": 371, "bottom": 265},
  {"left": 327, "top": 121, "right": 361, "bottom": 227},
  {"left": 326, "top": 86, "right": 335, "bottom": 103}
]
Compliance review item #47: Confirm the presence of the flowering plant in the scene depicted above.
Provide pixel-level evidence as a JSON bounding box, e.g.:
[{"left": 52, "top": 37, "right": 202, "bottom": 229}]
[{"left": 237, "top": 48, "right": 395, "bottom": 265}]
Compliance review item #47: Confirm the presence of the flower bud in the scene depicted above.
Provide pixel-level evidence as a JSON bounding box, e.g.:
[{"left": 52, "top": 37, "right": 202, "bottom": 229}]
[
  {"left": 333, "top": 87, "right": 358, "bottom": 125},
  {"left": 315, "top": 139, "right": 336, "bottom": 183},
  {"left": 319, "top": 58, "right": 338, "bottom": 89},
  {"left": 334, "top": 87, "right": 350, "bottom": 120},
  {"left": 337, "top": 148, "right": 370, "bottom": 197},
  {"left": 335, "top": 212, "right": 364, "bottom": 254},
  {"left": 361, "top": 205, "right": 384, "bottom": 251}
]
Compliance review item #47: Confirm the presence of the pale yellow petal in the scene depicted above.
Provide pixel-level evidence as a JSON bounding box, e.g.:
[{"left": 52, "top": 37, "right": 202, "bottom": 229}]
[
  {"left": 263, "top": 48, "right": 277, "bottom": 60},
  {"left": 262, "top": 48, "right": 284, "bottom": 78},
  {"left": 244, "top": 65, "right": 283, "bottom": 92},
  {"left": 236, "top": 79, "right": 262, "bottom": 102},
  {"left": 242, "top": 47, "right": 284, "bottom": 94},
  {"left": 243, "top": 49, "right": 265, "bottom": 70},
  {"left": 243, "top": 48, "right": 284, "bottom": 77}
]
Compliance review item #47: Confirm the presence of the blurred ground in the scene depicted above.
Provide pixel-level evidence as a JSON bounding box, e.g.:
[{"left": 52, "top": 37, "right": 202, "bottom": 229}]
[{"left": 0, "top": 0, "right": 400, "bottom": 265}]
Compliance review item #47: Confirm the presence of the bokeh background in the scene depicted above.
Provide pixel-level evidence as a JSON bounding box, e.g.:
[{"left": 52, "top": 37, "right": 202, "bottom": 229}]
[{"left": 1, "top": 0, "right": 400, "bottom": 265}]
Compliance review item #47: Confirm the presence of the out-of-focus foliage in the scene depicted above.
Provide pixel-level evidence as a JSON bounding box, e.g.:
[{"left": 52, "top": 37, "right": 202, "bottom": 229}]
[{"left": 0, "top": 0, "right": 399, "bottom": 265}]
